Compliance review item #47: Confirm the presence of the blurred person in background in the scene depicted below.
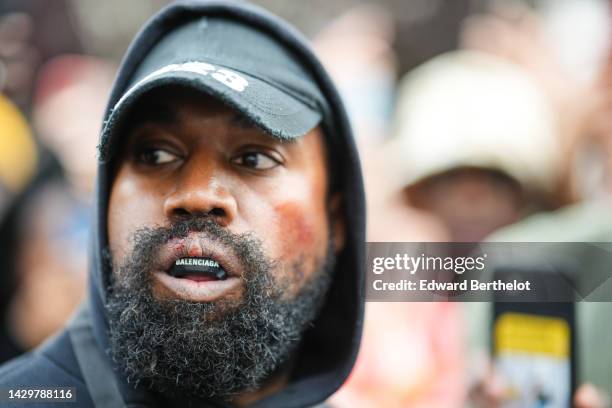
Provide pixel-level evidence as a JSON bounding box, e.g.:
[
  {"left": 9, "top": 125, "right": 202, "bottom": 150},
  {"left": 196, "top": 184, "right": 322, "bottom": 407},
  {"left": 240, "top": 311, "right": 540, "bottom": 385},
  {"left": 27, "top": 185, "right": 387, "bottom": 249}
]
[
  {"left": 384, "top": 50, "right": 562, "bottom": 244},
  {"left": 0, "top": 55, "right": 114, "bottom": 359},
  {"left": 0, "top": 0, "right": 118, "bottom": 365},
  {"left": 0, "top": 0, "right": 85, "bottom": 364},
  {"left": 0, "top": 94, "right": 37, "bottom": 363},
  {"left": 0, "top": 147, "right": 84, "bottom": 362},
  {"left": 0, "top": 55, "right": 114, "bottom": 364}
]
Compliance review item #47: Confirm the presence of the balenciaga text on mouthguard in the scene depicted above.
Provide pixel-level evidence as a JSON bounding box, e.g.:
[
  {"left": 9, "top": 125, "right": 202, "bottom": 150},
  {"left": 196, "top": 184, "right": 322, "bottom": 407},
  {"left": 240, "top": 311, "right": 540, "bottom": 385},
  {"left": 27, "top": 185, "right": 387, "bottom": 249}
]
[{"left": 169, "top": 257, "right": 228, "bottom": 280}]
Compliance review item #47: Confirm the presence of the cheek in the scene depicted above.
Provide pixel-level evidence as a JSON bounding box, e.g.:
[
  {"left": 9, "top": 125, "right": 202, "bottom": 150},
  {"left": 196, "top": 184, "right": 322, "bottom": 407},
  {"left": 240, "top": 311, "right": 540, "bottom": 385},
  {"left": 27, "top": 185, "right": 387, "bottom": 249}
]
[
  {"left": 261, "top": 176, "right": 330, "bottom": 276},
  {"left": 274, "top": 202, "right": 320, "bottom": 253},
  {"left": 261, "top": 200, "right": 328, "bottom": 294},
  {"left": 107, "top": 169, "right": 160, "bottom": 263}
]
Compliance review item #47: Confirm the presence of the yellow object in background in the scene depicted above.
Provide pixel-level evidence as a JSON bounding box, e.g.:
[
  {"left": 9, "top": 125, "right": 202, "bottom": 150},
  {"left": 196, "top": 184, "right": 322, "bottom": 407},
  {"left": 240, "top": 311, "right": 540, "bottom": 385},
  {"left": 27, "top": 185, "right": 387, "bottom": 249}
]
[
  {"left": 0, "top": 94, "right": 37, "bottom": 192},
  {"left": 494, "top": 312, "right": 570, "bottom": 358}
]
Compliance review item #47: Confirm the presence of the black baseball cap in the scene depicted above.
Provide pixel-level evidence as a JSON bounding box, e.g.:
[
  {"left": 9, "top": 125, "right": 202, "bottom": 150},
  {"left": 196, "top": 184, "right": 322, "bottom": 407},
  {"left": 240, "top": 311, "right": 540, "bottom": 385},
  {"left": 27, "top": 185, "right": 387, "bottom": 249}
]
[{"left": 103, "top": 15, "right": 327, "bottom": 143}]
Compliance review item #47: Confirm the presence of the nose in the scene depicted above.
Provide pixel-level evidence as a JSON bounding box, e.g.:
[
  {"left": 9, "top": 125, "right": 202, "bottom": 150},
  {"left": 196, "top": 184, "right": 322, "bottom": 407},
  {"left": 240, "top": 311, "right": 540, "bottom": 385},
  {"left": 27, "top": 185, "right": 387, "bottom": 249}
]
[{"left": 163, "top": 158, "right": 238, "bottom": 227}]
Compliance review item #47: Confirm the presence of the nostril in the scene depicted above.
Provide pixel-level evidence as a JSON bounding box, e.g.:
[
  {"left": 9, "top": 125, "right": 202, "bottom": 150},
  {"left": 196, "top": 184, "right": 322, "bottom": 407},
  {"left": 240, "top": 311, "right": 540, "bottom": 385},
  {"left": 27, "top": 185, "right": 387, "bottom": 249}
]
[
  {"left": 173, "top": 208, "right": 191, "bottom": 218},
  {"left": 209, "top": 207, "right": 226, "bottom": 217}
]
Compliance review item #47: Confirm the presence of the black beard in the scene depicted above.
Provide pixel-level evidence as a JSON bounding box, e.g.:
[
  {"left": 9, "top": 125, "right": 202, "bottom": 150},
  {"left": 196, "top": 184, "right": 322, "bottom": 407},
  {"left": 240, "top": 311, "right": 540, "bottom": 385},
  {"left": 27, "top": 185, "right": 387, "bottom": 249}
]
[{"left": 105, "top": 218, "right": 334, "bottom": 401}]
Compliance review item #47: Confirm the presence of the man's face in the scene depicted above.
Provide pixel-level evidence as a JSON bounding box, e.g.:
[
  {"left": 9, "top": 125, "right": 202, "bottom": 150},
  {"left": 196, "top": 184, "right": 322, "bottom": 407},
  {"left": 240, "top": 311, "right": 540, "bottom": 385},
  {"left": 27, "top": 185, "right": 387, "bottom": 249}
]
[
  {"left": 104, "top": 86, "right": 342, "bottom": 400},
  {"left": 108, "top": 86, "right": 334, "bottom": 299}
]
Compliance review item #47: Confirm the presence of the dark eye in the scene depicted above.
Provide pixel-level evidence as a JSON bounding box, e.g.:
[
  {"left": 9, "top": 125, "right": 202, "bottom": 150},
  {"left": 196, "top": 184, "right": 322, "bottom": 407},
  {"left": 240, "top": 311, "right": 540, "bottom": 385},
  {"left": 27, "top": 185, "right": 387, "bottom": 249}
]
[
  {"left": 232, "top": 152, "right": 279, "bottom": 170},
  {"left": 137, "top": 148, "right": 179, "bottom": 165}
]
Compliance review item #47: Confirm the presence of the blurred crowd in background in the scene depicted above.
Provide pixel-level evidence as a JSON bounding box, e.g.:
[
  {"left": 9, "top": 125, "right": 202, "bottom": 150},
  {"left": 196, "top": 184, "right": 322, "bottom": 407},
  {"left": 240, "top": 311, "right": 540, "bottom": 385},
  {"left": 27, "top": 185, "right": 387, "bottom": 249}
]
[{"left": 2, "top": 0, "right": 612, "bottom": 406}]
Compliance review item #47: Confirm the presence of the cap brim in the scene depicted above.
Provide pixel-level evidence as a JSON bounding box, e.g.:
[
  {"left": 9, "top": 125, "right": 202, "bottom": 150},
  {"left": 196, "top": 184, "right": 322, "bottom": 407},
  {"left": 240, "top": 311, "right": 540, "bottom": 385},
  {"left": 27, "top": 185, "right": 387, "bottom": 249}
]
[{"left": 102, "top": 61, "right": 322, "bottom": 146}]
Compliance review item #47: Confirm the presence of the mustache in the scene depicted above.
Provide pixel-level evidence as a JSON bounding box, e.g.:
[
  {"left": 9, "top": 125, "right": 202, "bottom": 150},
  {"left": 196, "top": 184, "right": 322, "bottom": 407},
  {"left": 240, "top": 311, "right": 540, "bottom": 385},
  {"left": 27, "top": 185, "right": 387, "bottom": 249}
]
[{"left": 130, "top": 217, "right": 242, "bottom": 250}]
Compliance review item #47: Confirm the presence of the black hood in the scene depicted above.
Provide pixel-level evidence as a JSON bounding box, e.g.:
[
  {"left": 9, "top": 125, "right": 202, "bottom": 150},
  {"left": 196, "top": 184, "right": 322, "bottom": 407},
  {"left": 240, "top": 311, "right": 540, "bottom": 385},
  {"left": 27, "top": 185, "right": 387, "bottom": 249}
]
[{"left": 88, "top": 1, "right": 365, "bottom": 406}]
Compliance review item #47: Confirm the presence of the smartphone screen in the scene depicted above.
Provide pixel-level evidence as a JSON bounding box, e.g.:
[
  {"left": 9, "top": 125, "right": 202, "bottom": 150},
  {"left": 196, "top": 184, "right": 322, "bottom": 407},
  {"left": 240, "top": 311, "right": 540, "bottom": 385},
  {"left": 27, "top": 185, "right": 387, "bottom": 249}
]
[{"left": 491, "top": 301, "right": 575, "bottom": 408}]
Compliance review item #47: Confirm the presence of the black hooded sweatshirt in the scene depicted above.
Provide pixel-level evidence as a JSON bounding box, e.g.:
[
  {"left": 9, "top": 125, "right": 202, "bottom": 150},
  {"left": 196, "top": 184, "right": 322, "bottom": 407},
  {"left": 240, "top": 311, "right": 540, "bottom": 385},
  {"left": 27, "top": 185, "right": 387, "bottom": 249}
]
[{"left": 0, "top": 2, "right": 365, "bottom": 407}]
